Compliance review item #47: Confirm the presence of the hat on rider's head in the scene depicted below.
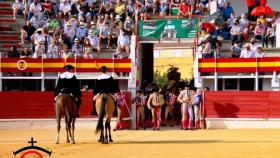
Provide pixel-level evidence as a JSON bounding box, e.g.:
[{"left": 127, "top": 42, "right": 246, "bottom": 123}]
[
  {"left": 99, "top": 66, "right": 108, "bottom": 72},
  {"left": 63, "top": 64, "right": 75, "bottom": 70}
]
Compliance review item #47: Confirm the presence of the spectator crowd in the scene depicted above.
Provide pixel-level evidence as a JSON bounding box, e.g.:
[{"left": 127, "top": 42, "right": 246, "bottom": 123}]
[{"left": 195, "top": 0, "right": 277, "bottom": 59}]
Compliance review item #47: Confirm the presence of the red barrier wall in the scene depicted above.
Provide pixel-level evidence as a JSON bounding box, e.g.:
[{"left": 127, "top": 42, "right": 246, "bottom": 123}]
[
  {"left": 0, "top": 91, "right": 132, "bottom": 127},
  {"left": 204, "top": 91, "right": 280, "bottom": 118},
  {"left": 0, "top": 92, "right": 93, "bottom": 119}
]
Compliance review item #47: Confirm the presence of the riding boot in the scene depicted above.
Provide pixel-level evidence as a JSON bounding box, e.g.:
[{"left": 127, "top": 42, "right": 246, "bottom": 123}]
[{"left": 194, "top": 120, "right": 200, "bottom": 129}]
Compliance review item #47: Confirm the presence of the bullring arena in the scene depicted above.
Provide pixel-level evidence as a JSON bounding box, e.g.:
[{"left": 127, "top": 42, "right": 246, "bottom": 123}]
[
  {"left": 1, "top": 91, "right": 280, "bottom": 158},
  {"left": 1, "top": 123, "right": 280, "bottom": 158},
  {"left": 2, "top": 0, "right": 280, "bottom": 157}
]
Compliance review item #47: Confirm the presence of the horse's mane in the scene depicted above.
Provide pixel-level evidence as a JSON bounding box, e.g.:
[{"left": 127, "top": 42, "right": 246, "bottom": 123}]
[{"left": 61, "top": 88, "right": 71, "bottom": 94}]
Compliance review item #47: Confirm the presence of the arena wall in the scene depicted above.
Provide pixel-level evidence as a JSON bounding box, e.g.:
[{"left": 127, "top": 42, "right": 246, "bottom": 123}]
[
  {"left": 0, "top": 92, "right": 132, "bottom": 129},
  {"left": 204, "top": 91, "right": 280, "bottom": 128}
]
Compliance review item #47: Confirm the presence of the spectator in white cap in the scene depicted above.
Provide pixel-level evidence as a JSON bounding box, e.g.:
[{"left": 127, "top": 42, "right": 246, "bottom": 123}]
[
  {"left": 31, "top": 28, "right": 45, "bottom": 52},
  {"left": 33, "top": 39, "right": 46, "bottom": 58},
  {"left": 72, "top": 38, "right": 83, "bottom": 58},
  {"left": 114, "top": 14, "right": 124, "bottom": 28}
]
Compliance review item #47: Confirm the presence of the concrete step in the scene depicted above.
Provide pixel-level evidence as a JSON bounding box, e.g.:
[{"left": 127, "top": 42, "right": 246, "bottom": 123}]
[
  {"left": 0, "top": 26, "right": 12, "bottom": 31},
  {"left": 0, "top": 43, "right": 27, "bottom": 49},
  {"left": 0, "top": 35, "right": 19, "bottom": 42},
  {"left": 0, "top": 2, "right": 11, "bottom": 8},
  {"left": 0, "top": 30, "right": 20, "bottom": 35},
  {"left": 0, "top": 10, "right": 13, "bottom": 16},
  {"left": 0, "top": 17, "right": 15, "bottom": 23}
]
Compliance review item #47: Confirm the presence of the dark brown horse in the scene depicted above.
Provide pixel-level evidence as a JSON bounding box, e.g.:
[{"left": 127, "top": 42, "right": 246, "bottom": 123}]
[
  {"left": 55, "top": 88, "right": 77, "bottom": 144},
  {"left": 95, "top": 94, "right": 115, "bottom": 144}
]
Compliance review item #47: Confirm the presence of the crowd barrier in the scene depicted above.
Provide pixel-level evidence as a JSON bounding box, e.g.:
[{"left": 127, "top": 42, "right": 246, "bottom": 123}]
[{"left": 203, "top": 91, "right": 280, "bottom": 118}]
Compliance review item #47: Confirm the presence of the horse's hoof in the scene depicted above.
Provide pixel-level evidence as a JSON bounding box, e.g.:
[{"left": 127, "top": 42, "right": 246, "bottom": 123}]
[
  {"left": 109, "top": 139, "right": 113, "bottom": 142},
  {"left": 55, "top": 142, "right": 59, "bottom": 144},
  {"left": 71, "top": 141, "right": 75, "bottom": 144},
  {"left": 103, "top": 141, "right": 108, "bottom": 144},
  {"left": 66, "top": 140, "right": 70, "bottom": 143},
  {"left": 98, "top": 139, "right": 103, "bottom": 142}
]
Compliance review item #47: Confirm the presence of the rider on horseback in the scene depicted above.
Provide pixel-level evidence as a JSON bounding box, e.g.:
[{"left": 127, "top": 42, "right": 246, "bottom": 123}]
[
  {"left": 54, "top": 64, "right": 82, "bottom": 117},
  {"left": 93, "top": 66, "right": 119, "bottom": 108},
  {"left": 167, "top": 65, "right": 181, "bottom": 90}
]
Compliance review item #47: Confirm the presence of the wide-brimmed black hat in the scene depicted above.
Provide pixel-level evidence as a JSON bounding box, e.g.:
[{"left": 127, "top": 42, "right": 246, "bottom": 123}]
[
  {"left": 99, "top": 66, "right": 108, "bottom": 72},
  {"left": 63, "top": 64, "right": 75, "bottom": 70}
]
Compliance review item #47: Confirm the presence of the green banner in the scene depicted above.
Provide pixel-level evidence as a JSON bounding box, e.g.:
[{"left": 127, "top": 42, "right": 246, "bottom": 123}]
[{"left": 139, "top": 19, "right": 198, "bottom": 39}]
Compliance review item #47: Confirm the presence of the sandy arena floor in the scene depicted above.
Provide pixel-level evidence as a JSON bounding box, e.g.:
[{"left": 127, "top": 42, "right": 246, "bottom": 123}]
[{"left": 1, "top": 127, "right": 280, "bottom": 158}]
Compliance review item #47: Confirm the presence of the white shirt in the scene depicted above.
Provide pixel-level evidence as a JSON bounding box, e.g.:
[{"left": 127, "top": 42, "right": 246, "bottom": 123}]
[
  {"left": 29, "top": 3, "right": 42, "bottom": 13},
  {"left": 87, "top": 35, "right": 99, "bottom": 49},
  {"left": 217, "top": 0, "right": 227, "bottom": 8},
  {"left": 64, "top": 28, "right": 75, "bottom": 39},
  {"left": 98, "top": 73, "right": 111, "bottom": 80},
  {"left": 33, "top": 33, "right": 45, "bottom": 45},
  {"left": 117, "top": 34, "right": 130, "bottom": 46},
  {"left": 240, "top": 49, "right": 255, "bottom": 58},
  {"left": 227, "top": 17, "right": 237, "bottom": 28},
  {"left": 240, "top": 18, "right": 249, "bottom": 31},
  {"left": 60, "top": 71, "right": 75, "bottom": 79},
  {"left": 209, "top": 0, "right": 218, "bottom": 15},
  {"left": 230, "top": 25, "right": 242, "bottom": 34},
  {"left": 59, "top": 2, "right": 71, "bottom": 14},
  {"left": 203, "top": 42, "right": 211, "bottom": 54}
]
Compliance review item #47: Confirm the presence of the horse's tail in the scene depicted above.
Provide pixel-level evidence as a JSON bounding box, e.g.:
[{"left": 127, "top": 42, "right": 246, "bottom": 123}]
[{"left": 95, "top": 95, "right": 107, "bottom": 134}]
